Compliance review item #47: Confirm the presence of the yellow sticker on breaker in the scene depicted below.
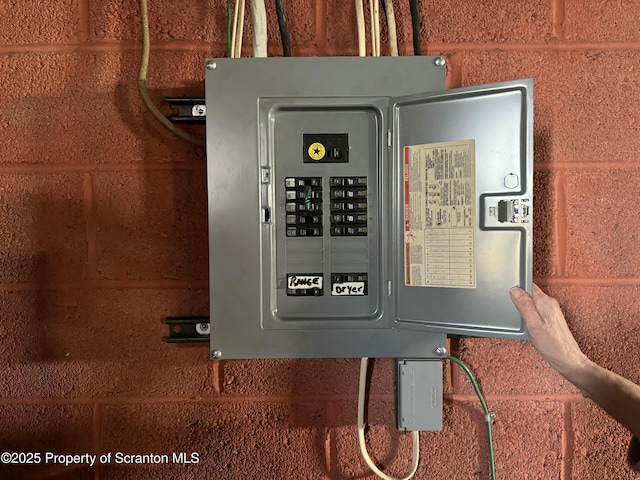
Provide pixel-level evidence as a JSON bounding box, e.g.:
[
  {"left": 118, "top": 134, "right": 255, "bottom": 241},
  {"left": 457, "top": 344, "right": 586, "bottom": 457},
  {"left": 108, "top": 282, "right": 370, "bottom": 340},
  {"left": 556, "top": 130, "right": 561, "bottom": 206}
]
[
  {"left": 403, "top": 139, "right": 477, "bottom": 288},
  {"left": 307, "top": 142, "right": 326, "bottom": 161}
]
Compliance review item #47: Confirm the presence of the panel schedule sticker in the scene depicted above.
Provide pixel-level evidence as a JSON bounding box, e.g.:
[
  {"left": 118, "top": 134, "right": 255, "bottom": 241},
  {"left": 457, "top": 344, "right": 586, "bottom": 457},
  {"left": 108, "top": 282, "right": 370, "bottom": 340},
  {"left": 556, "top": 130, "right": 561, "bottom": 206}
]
[{"left": 403, "top": 139, "right": 477, "bottom": 288}]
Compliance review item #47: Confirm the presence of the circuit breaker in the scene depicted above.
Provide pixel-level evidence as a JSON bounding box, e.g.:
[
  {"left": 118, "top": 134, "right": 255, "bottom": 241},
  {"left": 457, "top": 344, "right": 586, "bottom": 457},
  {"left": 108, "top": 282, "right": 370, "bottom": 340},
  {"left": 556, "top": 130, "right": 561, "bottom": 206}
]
[{"left": 205, "top": 57, "right": 533, "bottom": 360}]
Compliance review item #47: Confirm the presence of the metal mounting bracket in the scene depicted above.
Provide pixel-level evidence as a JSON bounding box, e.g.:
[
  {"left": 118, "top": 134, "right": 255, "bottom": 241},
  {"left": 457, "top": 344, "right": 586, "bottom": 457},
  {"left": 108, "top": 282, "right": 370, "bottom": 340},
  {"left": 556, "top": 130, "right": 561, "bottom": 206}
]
[
  {"left": 164, "top": 97, "right": 206, "bottom": 123},
  {"left": 165, "top": 316, "right": 210, "bottom": 343}
]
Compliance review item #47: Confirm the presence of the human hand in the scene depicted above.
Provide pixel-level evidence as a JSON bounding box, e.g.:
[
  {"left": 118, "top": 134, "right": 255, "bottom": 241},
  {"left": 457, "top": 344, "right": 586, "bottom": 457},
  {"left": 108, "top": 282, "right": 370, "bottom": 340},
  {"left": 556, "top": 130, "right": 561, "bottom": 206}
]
[{"left": 510, "top": 283, "right": 590, "bottom": 378}]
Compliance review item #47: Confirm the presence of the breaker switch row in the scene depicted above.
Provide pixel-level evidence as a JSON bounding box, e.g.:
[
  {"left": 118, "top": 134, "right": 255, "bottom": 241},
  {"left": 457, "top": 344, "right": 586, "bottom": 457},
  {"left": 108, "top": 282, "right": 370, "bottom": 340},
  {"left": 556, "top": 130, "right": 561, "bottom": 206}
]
[
  {"left": 330, "top": 177, "right": 367, "bottom": 236},
  {"left": 331, "top": 226, "right": 368, "bottom": 236},
  {"left": 330, "top": 189, "right": 367, "bottom": 199},
  {"left": 285, "top": 177, "right": 322, "bottom": 188},
  {"left": 331, "top": 214, "right": 367, "bottom": 223},
  {"left": 286, "top": 215, "right": 321, "bottom": 225},
  {"left": 286, "top": 227, "right": 323, "bottom": 237},
  {"left": 285, "top": 177, "right": 323, "bottom": 237},
  {"left": 330, "top": 201, "right": 367, "bottom": 211},
  {"left": 286, "top": 190, "right": 322, "bottom": 200},
  {"left": 285, "top": 203, "right": 323, "bottom": 213},
  {"left": 329, "top": 177, "right": 367, "bottom": 186}
]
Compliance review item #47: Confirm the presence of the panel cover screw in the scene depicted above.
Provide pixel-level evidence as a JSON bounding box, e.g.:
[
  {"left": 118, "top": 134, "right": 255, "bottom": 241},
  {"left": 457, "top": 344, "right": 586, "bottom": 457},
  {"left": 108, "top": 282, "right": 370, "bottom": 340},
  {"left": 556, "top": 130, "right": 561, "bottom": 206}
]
[
  {"left": 212, "top": 350, "right": 222, "bottom": 359},
  {"left": 206, "top": 61, "right": 217, "bottom": 70},
  {"left": 435, "top": 346, "right": 447, "bottom": 356},
  {"left": 434, "top": 56, "right": 446, "bottom": 67}
]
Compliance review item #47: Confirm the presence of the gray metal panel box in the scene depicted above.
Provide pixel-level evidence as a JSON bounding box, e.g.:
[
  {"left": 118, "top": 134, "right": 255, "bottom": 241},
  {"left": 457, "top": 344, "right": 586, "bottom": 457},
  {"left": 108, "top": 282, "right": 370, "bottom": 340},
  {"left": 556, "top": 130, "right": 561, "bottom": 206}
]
[{"left": 205, "top": 57, "right": 532, "bottom": 360}]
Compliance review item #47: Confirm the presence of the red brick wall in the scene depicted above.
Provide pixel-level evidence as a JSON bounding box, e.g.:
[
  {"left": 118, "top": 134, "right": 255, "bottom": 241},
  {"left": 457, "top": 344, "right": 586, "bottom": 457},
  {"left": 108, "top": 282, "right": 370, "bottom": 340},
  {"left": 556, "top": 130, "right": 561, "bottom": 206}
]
[{"left": 1, "top": 1, "right": 638, "bottom": 479}]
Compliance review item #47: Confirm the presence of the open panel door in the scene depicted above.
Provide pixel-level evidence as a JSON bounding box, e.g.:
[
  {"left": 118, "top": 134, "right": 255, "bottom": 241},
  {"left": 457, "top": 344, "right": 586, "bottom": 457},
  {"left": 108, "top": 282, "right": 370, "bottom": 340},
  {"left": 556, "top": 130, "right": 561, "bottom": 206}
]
[{"left": 392, "top": 79, "right": 533, "bottom": 339}]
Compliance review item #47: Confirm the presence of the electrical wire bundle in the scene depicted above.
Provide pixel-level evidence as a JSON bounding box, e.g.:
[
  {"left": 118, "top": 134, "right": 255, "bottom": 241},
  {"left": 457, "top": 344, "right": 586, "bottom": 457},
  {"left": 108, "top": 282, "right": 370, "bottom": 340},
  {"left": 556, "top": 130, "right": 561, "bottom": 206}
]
[
  {"left": 358, "top": 358, "right": 419, "bottom": 480},
  {"left": 138, "top": 0, "right": 273, "bottom": 146},
  {"left": 137, "top": 0, "right": 205, "bottom": 147},
  {"left": 229, "top": 0, "right": 268, "bottom": 58},
  {"left": 357, "top": 0, "right": 422, "bottom": 56},
  {"left": 357, "top": 355, "right": 497, "bottom": 480}
]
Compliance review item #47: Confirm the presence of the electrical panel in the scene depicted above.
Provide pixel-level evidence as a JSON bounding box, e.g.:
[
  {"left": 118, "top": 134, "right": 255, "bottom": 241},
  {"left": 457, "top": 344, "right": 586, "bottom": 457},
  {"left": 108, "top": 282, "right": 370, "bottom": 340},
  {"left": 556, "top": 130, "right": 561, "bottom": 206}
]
[{"left": 205, "top": 57, "right": 533, "bottom": 360}]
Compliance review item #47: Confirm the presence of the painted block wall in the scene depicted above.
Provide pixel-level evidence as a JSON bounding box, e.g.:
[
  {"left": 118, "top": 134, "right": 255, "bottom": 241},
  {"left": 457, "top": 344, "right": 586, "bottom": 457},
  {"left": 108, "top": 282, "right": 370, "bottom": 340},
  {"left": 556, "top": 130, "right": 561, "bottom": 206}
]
[{"left": 0, "top": 1, "right": 638, "bottom": 479}]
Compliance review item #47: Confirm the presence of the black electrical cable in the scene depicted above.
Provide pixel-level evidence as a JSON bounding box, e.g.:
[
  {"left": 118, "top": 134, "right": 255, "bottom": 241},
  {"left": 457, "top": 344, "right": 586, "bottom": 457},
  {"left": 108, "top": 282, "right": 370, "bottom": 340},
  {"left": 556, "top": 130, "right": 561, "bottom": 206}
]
[
  {"left": 408, "top": 0, "right": 422, "bottom": 55},
  {"left": 275, "top": 0, "right": 292, "bottom": 57}
]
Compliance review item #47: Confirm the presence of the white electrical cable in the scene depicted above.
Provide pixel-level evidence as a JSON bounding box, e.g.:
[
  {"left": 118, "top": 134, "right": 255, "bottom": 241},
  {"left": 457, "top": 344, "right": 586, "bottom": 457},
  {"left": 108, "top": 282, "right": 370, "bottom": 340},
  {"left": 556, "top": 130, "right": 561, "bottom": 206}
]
[
  {"left": 357, "top": 358, "right": 420, "bottom": 480},
  {"left": 373, "top": 0, "right": 381, "bottom": 56},
  {"left": 384, "top": 0, "right": 399, "bottom": 56},
  {"left": 231, "top": 0, "right": 245, "bottom": 58},
  {"left": 236, "top": 0, "right": 245, "bottom": 58},
  {"left": 355, "top": 0, "right": 366, "bottom": 56},
  {"left": 250, "top": 0, "right": 267, "bottom": 57},
  {"left": 367, "top": 0, "right": 378, "bottom": 56},
  {"left": 231, "top": 0, "right": 239, "bottom": 57}
]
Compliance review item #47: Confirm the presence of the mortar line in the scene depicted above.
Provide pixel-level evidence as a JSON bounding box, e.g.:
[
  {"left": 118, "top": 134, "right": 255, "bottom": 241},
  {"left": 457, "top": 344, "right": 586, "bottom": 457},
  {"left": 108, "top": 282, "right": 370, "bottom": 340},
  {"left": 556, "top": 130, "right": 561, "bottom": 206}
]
[
  {"left": 302, "top": 41, "right": 640, "bottom": 55},
  {"left": 83, "top": 172, "right": 98, "bottom": 280},
  {"left": 0, "top": 279, "right": 209, "bottom": 291},
  {"left": 0, "top": 41, "right": 226, "bottom": 54},
  {"left": 324, "top": 400, "right": 337, "bottom": 479},
  {"left": 408, "top": 40, "right": 640, "bottom": 52},
  {"left": 446, "top": 393, "right": 585, "bottom": 403},
  {"left": 553, "top": 0, "right": 566, "bottom": 41},
  {"left": 0, "top": 392, "right": 586, "bottom": 406},
  {"left": 446, "top": 52, "right": 463, "bottom": 89},
  {"left": 93, "top": 403, "right": 103, "bottom": 480},
  {"left": 561, "top": 401, "right": 574, "bottom": 480},
  {"left": 5, "top": 40, "right": 640, "bottom": 56},
  {"left": 536, "top": 161, "right": 640, "bottom": 171},
  {"left": 0, "top": 162, "right": 206, "bottom": 175},
  {"left": 448, "top": 338, "right": 461, "bottom": 393},
  {"left": 78, "top": 0, "right": 91, "bottom": 43},
  {"left": 537, "top": 277, "right": 640, "bottom": 286},
  {"left": 315, "top": 0, "right": 327, "bottom": 50},
  {"left": 556, "top": 170, "right": 568, "bottom": 276},
  {"left": 0, "top": 394, "right": 387, "bottom": 406},
  {"left": 212, "top": 360, "right": 225, "bottom": 395},
  {"left": 323, "top": 427, "right": 332, "bottom": 479}
]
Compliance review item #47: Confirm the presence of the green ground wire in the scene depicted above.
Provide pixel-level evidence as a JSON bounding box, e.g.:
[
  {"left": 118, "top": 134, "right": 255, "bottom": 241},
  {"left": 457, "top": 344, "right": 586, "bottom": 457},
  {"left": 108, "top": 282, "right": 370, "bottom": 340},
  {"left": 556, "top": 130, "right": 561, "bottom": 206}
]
[
  {"left": 446, "top": 355, "right": 496, "bottom": 480},
  {"left": 303, "top": 185, "right": 313, "bottom": 215}
]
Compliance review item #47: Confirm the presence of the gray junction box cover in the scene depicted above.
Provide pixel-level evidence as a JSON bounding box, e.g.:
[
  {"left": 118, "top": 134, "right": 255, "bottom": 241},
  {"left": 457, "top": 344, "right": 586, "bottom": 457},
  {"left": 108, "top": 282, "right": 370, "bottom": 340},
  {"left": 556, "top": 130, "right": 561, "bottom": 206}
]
[{"left": 205, "top": 57, "right": 533, "bottom": 360}]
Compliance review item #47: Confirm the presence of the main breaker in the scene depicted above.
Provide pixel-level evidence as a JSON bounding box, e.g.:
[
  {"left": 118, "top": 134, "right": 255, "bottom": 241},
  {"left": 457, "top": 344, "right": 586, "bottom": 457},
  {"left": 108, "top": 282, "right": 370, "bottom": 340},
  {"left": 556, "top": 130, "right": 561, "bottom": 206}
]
[{"left": 205, "top": 57, "right": 533, "bottom": 360}]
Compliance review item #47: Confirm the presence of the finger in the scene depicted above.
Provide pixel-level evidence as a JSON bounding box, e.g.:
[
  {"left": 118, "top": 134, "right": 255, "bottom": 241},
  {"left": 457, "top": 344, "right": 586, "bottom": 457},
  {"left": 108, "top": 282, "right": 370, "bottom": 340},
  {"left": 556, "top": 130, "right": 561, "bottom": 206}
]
[
  {"left": 531, "top": 283, "right": 548, "bottom": 310},
  {"left": 510, "top": 286, "right": 544, "bottom": 330},
  {"left": 532, "top": 282, "right": 546, "bottom": 298},
  {"left": 531, "top": 283, "right": 560, "bottom": 314}
]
